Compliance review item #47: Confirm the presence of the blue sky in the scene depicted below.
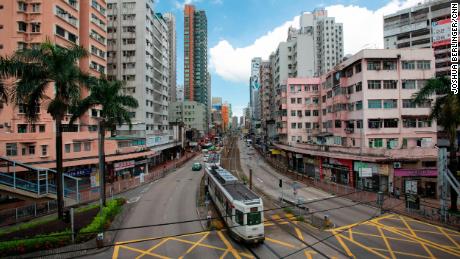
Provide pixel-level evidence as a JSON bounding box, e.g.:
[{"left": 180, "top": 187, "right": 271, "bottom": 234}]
[{"left": 155, "top": 0, "right": 420, "bottom": 117}]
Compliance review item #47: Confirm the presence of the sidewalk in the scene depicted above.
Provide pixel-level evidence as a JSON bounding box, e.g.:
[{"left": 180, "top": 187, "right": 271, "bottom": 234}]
[
  {"left": 254, "top": 147, "right": 460, "bottom": 228},
  {"left": 0, "top": 152, "right": 197, "bottom": 227}
]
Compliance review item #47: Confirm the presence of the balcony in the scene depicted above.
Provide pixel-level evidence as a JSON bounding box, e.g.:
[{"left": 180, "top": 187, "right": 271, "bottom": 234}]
[
  {"left": 277, "top": 128, "right": 287, "bottom": 134},
  {"left": 344, "top": 128, "right": 354, "bottom": 134}
]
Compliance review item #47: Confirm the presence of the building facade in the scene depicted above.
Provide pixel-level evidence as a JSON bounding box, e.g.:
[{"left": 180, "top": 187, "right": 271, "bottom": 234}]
[
  {"left": 163, "top": 13, "right": 177, "bottom": 103},
  {"left": 169, "top": 101, "right": 206, "bottom": 136},
  {"left": 383, "top": 0, "right": 451, "bottom": 77},
  {"left": 272, "top": 49, "right": 438, "bottom": 197},
  {"left": 176, "top": 84, "right": 184, "bottom": 102},
  {"left": 0, "top": 0, "right": 161, "bottom": 187}
]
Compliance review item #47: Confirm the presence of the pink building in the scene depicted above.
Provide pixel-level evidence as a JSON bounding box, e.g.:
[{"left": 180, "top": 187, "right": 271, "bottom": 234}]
[
  {"left": 275, "top": 49, "right": 439, "bottom": 197},
  {"left": 281, "top": 78, "right": 321, "bottom": 145},
  {"left": 0, "top": 1, "right": 153, "bottom": 188}
]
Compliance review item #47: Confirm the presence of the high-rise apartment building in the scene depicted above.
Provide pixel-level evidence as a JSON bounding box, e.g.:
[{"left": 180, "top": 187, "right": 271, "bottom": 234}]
[
  {"left": 107, "top": 0, "right": 170, "bottom": 135},
  {"left": 176, "top": 84, "right": 184, "bottom": 102},
  {"left": 184, "top": 4, "right": 209, "bottom": 132},
  {"left": 163, "top": 13, "right": 177, "bottom": 103},
  {"left": 383, "top": 0, "right": 451, "bottom": 77},
  {"left": 0, "top": 1, "right": 156, "bottom": 186}
]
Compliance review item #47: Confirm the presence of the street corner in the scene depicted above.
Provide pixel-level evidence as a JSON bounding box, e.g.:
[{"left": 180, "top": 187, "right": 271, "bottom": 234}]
[{"left": 328, "top": 213, "right": 460, "bottom": 259}]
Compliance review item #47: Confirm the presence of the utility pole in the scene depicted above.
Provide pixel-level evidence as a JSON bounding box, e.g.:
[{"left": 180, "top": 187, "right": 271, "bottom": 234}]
[
  {"left": 249, "top": 169, "right": 253, "bottom": 190},
  {"left": 438, "top": 148, "right": 448, "bottom": 222}
]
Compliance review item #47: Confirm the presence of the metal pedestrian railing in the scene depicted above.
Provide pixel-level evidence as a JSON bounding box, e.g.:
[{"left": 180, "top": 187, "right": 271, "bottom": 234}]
[{"left": 0, "top": 156, "right": 80, "bottom": 201}]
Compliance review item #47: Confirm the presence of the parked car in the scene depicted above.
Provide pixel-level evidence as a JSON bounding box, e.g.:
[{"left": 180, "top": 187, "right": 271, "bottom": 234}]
[{"left": 192, "top": 162, "right": 202, "bottom": 171}]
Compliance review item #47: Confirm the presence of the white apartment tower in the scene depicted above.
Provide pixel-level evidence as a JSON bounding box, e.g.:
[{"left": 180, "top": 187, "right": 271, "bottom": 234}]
[
  {"left": 107, "top": 0, "right": 170, "bottom": 135},
  {"left": 164, "top": 13, "right": 177, "bottom": 103},
  {"left": 383, "top": 0, "right": 451, "bottom": 77}
]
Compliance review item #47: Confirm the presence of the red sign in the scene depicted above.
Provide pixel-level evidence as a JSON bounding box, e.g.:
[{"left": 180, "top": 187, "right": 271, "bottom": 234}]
[{"left": 114, "top": 160, "right": 135, "bottom": 171}]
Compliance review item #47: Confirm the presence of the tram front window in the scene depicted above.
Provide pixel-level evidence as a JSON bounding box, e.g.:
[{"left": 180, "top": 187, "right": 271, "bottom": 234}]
[{"left": 247, "top": 212, "right": 261, "bottom": 225}]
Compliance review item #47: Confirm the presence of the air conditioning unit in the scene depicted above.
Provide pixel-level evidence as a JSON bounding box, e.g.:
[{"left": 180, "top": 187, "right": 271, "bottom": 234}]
[
  {"left": 4, "top": 122, "right": 10, "bottom": 127},
  {"left": 393, "top": 162, "right": 402, "bottom": 169}
]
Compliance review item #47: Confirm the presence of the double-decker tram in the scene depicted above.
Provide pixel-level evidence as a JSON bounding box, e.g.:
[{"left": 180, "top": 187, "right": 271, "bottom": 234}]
[{"left": 205, "top": 165, "right": 264, "bottom": 244}]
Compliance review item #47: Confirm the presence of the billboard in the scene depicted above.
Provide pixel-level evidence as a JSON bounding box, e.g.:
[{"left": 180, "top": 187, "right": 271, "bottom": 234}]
[
  {"left": 250, "top": 58, "right": 261, "bottom": 90},
  {"left": 432, "top": 19, "right": 450, "bottom": 47}
]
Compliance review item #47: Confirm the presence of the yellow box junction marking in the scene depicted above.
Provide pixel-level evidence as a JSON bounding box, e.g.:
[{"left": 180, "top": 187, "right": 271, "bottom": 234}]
[{"left": 217, "top": 230, "right": 242, "bottom": 259}]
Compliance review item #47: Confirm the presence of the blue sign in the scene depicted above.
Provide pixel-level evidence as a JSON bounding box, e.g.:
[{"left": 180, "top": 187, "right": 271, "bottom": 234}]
[{"left": 65, "top": 168, "right": 92, "bottom": 177}]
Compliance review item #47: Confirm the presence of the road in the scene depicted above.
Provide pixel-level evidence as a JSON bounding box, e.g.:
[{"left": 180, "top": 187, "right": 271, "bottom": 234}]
[
  {"left": 232, "top": 136, "right": 460, "bottom": 259},
  {"left": 87, "top": 155, "right": 249, "bottom": 259}
]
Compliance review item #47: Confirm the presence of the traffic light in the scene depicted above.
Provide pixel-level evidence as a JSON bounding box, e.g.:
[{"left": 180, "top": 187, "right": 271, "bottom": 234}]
[
  {"left": 63, "top": 210, "right": 71, "bottom": 223},
  {"left": 279, "top": 179, "right": 283, "bottom": 188}
]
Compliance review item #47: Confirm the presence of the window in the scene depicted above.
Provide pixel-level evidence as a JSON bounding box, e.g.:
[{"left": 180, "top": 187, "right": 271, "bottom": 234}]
[
  {"left": 417, "top": 99, "right": 431, "bottom": 108},
  {"left": 403, "top": 99, "right": 416, "bottom": 108},
  {"left": 367, "top": 61, "right": 381, "bottom": 70},
  {"left": 297, "top": 123, "right": 302, "bottom": 129},
  {"left": 65, "top": 144, "right": 71, "bottom": 153},
  {"left": 313, "top": 110, "right": 319, "bottom": 116},
  {"left": 291, "top": 98, "right": 295, "bottom": 104},
  {"left": 247, "top": 212, "right": 261, "bottom": 225},
  {"left": 31, "top": 3, "right": 40, "bottom": 12},
  {"left": 305, "top": 98, "right": 311, "bottom": 105},
  {"left": 417, "top": 60, "right": 431, "bottom": 70},
  {"left": 402, "top": 61, "right": 415, "bottom": 70},
  {"left": 383, "top": 61, "right": 396, "bottom": 70},
  {"left": 403, "top": 118, "right": 417, "bottom": 128},
  {"left": 417, "top": 80, "right": 426, "bottom": 89},
  {"left": 297, "top": 98, "right": 302, "bottom": 104},
  {"left": 356, "top": 120, "right": 363, "bottom": 128},
  {"left": 368, "top": 99, "right": 382, "bottom": 109},
  {"left": 291, "top": 110, "right": 296, "bottom": 116},
  {"left": 387, "top": 139, "right": 399, "bottom": 149},
  {"left": 335, "top": 120, "right": 342, "bottom": 128},
  {"left": 305, "top": 110, "right": 311, "bottom": 116},
  {"left": 368, "top": 80, "right": 381, "bottom": 89},
  {"left": 55, "top": 25, "right": 65, "bottom": 37},
  {"left": 383, "top": 80, "right": 397, "bottom": 89},
  {"left": 31, "top": 22, "right": 40, "bottom": 33},
  {"left": 305, "top": 122, "right": 311, "bottom": 128},
  {"left": 18, "top": 124, "right": 27, "bottom": 133},
  {"left": 355, "top": 63, "right": 362, "bottom": 73},
  {"left": 73, "top": 143, "right": 81, "bottom": 152},
  {"left": 18, "top": 1, "right": 27, "bottom": 12},
  {"left": 384, "top": 119, "right": 398, "bottom": 128},
  {"left": 6, "top": 143, "right": 17, "bottom": 156},
  {"left": 18, "top": 22, "right": 27, "bottom": 32},
  {"left": 355, "top": 82, "right": 362, "bottom": 92},
  {"left": 383, "top": 99, "right": 397, "bottom": 109},
  {"left": 235, "top": 209, "right": 244, "bottom": 225},
  {"left": 84, "top": 142, "right": 91, "bottom": 151},
  {"left": 368, "top": 119, "right": 382, "bottom": 129},
  {"left": 418, "top": 118, "right": 432, "bottom": 128},
  {"left": 291, "top": 123, "right": 297, "bottom": 129},
  {"left": 356, "top": 101, "right": 363, "bottom": 110},
  {"left": 41, "top": 145, "right": 48, "bottom": 156},
  {"left": 27, "top": 145, "right": 35, "bottom": 155},
  {"left": 369, "top": 138, "right": 383, "bottom": 148},
  {"left": 39, "top": 125, "right": 45, "bottom": 132},
  {"left": 402, "top": 80, "right": 416, "bottom": 89}
]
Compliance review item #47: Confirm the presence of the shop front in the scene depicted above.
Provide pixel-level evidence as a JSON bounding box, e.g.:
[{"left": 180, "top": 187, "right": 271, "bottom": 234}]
[
  {"left": 113, "top": 160, "right": 135, "bottom": 180},
  {"left": 134, "top": 159, "right": 148, "bottom": 177},
  {"left": 393, "top": 168, "right": 437, "bottom": 198},
  {"left": 321, "top": 158, "right": 353, "bottom": 186},
  {"left": 304, "top": 156, "right": 320, "bottom": 179},
  {"left": 293, "top": 153, "right": 304, "bottom": 173},
  {"left": 354, "top": 161, "right": 390, "bottom": 192},
  {"left": 64, "top": 166, "right": 96, "bottom": 188}
]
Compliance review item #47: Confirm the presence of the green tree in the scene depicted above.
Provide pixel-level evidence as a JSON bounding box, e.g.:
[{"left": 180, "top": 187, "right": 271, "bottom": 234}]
[
  {"left": 0, "top": 42, "right": 93, "bottom": 219},
  {"left": 414, "top": 76, "right": 460, "bottom": 211},
  {"left": 70, "top": 77, "right": 138, "bottom": 205}
]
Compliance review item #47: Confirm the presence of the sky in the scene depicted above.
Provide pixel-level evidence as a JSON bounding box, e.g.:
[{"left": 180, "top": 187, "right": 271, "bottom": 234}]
[{"left": 155, "top": 0, "right": 426, "bottom": 117}]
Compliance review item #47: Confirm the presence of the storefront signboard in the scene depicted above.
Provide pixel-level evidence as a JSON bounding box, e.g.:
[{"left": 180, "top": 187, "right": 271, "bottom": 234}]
[
  {"left": 65, "top": 168, "right": 93, "bottom": 177},
  {"left": 295, "top": 154, "right": 303, "bottom": 159},
  {"left": 147, "top": 135, "right": 171, "bottom": 147},
  {"left": 271, "top": 149, "right": 281, "bottom": 155},
  {"left": 114, "top": 160, "right": 135, "bottom": 171},
  {"left": 394, "top": 169, "right": 437, "bottom": 177},
  {"left": 354, "top": 161, "right": 389, "bottom": 176},
  {"left": 405, "top": 180, "right": 418, "bottom": 194},
  {"left": 359, "top": 168, "right": 373, "bottom": 177},
  {"left": 90, "top": 171, "right": 99, "bottom": 187}
]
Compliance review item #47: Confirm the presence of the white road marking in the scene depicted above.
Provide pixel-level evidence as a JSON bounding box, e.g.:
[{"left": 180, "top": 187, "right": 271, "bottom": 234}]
[
  {"left": 127, "top": 196, "right": 140, "bottom": 204},
  {"left": 140, "top": 187, "right": 149, "bottom": 194},
  {"left": 257, "top": 177, "right": 263, "bottom": 183}
]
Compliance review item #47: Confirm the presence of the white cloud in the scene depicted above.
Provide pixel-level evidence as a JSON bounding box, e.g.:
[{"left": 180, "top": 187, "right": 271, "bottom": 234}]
[{"left": 209, "top": 0, "right": 423, "bottom": 83}]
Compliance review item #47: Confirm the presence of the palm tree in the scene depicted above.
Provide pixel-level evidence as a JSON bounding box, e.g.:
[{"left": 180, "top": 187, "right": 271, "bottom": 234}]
[
  {"left": 0, "top": 42, "right": 93, "bottom": 219},
  {"left": 70, "top": 77, "right": 138, "bottom": 206},
  {"left": 414, "top": 76, "right": 460, "bottom": 211}
]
